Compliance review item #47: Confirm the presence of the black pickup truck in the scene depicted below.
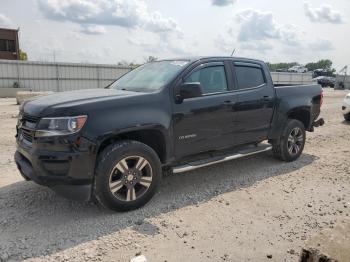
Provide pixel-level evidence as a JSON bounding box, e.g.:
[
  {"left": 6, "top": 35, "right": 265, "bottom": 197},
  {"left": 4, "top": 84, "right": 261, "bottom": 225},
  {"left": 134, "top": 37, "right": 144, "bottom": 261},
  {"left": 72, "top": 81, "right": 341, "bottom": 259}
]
[{"left": 15, "top": 57, "right": 324, "bottom": 211}]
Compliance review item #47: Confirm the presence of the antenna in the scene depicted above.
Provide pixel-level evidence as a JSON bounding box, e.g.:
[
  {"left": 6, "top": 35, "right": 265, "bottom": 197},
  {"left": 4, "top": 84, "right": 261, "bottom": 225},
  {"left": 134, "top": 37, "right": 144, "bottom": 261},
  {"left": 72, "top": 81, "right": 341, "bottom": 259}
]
[{"left": 230, "top": 48, "right": 236, "bottom": 57}]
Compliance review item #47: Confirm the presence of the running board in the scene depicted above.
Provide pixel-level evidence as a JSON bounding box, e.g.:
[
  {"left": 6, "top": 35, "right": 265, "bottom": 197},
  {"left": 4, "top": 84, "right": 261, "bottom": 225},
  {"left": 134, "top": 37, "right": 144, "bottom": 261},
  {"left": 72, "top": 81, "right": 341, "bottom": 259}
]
[{"left": 172, "top": 144, "right": 272, "bottom": 174}]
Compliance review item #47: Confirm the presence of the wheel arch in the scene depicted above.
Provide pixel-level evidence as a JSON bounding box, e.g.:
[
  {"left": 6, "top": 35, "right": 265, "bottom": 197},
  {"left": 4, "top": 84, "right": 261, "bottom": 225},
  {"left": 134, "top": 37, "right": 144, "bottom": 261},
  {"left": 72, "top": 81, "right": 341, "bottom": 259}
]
[
  {"left": 96, "top": 126, "right": 170, "bottom": 165},
  {"left": 287, "top": 107, "right": 311, "bottom": 130}
]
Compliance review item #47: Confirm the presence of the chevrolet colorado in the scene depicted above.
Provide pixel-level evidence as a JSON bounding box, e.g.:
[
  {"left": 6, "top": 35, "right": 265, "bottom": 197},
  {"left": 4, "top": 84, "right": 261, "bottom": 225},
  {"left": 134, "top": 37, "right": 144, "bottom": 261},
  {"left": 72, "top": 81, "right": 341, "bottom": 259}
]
[{"left": 15, "top": 57, "right": 324, "bottom": 211}]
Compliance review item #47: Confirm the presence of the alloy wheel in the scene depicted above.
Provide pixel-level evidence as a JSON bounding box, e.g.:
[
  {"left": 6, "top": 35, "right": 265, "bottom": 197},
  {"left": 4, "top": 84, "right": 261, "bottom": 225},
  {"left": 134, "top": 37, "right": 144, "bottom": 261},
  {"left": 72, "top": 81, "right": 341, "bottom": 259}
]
[
  {"left": 287, "top": 127, "right": 304, "bottom": 155},
  {"left": 109, "top": 156, "right": 153, "bottom": 202}
]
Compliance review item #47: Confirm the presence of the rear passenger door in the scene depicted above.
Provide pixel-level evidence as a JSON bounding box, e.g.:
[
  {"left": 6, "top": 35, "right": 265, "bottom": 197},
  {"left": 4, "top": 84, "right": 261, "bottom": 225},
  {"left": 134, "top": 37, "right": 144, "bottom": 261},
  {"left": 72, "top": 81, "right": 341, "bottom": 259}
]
[{"left": 231, "top": 61, "right": 275, "bottom": 144}]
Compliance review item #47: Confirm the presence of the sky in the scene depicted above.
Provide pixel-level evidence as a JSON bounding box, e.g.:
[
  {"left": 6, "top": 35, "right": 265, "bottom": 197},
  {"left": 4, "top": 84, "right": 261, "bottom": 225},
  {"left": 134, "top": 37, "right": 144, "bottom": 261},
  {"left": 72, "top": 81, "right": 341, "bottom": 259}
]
[{"left": 0, "top": 0, "right": 349, "bottom": 70}]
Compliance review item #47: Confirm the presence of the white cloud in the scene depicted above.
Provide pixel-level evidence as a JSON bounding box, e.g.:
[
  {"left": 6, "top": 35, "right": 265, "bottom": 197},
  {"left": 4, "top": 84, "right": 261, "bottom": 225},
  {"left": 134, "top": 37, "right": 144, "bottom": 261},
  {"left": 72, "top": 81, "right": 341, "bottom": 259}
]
[
  {"left": 127, "top": 32, "right": 191, "bottom": 55},
  {"left": 279, "top": 25, "right": 303, "bottom": 47},
  {"left": 0, "top": 14, "right": 13, "bottom": 27},
  {"left": 215, "top": 9, "right": 332, "bottom": 56},
  {"left": 308, "top": 38, "right": 334, "bottom": 51},
  {"left": 80, "top": 25, "right": 107, "bottom": 35},
  {"left": 236, "top": 10, "right": 280, "bottom": 42},
  {"left": 304, "top": 2, "right": 344, "bottom": 24},
  {"left": 37, "top": 0, "right": 183, "bottom": 36},
  {"left": 37, "top": 0, "right": 186, "bottom": 55},
  {"left": 211, "top": 0, "right": 236, "bottom": 7}
]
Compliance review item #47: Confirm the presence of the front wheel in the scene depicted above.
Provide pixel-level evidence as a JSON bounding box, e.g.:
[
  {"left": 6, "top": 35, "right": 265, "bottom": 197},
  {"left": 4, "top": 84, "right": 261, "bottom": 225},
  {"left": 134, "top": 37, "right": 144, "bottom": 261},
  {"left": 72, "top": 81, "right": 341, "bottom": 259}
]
[
  {"left": 94, "top": 140, "right": 162, "bottom": 211},
  {"left": 272, "top": 119, "right": 306, "bottom": 162}
]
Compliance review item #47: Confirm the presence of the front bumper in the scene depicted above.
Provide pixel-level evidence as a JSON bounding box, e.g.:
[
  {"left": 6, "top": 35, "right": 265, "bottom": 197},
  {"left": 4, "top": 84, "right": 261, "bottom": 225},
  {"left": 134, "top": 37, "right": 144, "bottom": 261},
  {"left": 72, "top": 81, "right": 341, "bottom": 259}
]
[{"left": 14, "top": 135, "right": 96, "bottom": 201}]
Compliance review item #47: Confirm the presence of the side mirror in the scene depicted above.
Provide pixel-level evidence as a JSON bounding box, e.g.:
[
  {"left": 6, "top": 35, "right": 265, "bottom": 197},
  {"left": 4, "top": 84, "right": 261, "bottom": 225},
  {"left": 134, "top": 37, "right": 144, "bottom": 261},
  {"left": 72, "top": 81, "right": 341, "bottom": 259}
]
[{"left": 178, "top": 82, "right": 203, "bottom": 101}]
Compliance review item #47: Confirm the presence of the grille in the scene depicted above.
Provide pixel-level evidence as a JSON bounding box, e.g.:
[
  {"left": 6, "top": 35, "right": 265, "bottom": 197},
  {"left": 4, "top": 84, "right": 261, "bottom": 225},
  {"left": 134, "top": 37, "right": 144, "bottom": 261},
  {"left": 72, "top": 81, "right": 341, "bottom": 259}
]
[{"left": 18, "top": 113, "right": 39, "bottom": 144}]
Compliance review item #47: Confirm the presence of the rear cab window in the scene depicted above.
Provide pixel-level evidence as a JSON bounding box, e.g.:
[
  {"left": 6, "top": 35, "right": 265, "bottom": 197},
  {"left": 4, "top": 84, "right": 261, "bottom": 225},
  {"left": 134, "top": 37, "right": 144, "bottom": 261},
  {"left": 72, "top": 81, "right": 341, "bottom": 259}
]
[{"left": 233, "top": 62, "right": 266, "bottom": 90}]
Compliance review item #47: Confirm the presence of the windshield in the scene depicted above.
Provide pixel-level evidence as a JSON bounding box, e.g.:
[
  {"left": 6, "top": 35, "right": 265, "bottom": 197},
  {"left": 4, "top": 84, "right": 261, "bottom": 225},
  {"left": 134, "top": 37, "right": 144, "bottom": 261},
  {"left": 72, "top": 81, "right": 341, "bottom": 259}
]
[{"left": 110, "top": 60, "right": 189, "bottom": 92}]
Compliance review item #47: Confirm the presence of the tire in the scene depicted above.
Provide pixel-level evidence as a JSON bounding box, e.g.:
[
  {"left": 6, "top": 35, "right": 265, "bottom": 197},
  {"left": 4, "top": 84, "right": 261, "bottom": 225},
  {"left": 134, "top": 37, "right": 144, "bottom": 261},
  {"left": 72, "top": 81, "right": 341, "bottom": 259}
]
[
  {"left": 94, "top": 140, "right": 162, "bottom": 211},
  {"left": 272, "top": 119, "right": 306, "bottom": 162},
  {"left": 344, "top": 113, "right": 350, "bottom": 122}
]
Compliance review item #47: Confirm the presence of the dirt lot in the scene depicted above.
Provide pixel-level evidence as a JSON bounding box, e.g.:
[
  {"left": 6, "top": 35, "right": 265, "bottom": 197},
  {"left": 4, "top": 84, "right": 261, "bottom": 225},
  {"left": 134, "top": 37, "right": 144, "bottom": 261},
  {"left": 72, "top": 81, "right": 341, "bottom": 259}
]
[{"left": 0, "top": 89, "right": 349, "bottom": 262}]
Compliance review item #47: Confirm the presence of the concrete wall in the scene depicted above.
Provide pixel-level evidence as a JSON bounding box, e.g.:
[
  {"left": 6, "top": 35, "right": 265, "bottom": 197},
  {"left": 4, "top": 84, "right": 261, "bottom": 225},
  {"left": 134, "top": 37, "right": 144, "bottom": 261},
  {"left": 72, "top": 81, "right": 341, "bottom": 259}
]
[{"left": 0, "top": 88, "right": 30, "bottom": 98}]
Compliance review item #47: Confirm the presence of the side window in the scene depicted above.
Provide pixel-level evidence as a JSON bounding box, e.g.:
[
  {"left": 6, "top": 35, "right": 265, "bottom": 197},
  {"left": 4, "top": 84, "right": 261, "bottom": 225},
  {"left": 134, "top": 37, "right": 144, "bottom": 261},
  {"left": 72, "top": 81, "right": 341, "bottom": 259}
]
[
  {"left": 184, "top": 65, "right": 228, "bottom": 95},
  {"left": 235, "top": 65, "right": 266, "bottom": 90},
  {"left": 0, "top": 40, "right": 15, "bottom": 52}
]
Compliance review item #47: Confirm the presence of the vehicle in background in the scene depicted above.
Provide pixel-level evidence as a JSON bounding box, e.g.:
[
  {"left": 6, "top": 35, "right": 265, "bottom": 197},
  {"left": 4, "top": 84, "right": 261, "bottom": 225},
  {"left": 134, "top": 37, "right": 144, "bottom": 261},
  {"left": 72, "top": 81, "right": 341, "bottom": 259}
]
[
  {"left": 288, "top": 65, "right": 308, "bottom": 73},
  {"left": 342, "top": 92, "right": 350, "bottom": 121},
  {"left": 276, "top": 68, "right": 288, "bottom": 72},
  {"left": 313, "top": 69, "right": 334, "bottom": 78},
  {"left": 15, "top": 56, "right": 324, "bottom": 211},
  {"left": 314, "top": 76, "right": 336, "bottom": 88}
]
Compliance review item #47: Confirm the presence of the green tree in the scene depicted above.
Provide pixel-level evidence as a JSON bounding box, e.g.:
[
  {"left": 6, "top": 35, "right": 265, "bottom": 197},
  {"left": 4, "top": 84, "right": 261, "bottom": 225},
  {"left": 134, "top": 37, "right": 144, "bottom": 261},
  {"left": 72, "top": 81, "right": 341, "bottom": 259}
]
[
  {"left": 305, "top": 60, "right": 336, "bottom": 76},
  {"left": 305, "top": 59, "right": 333, "bottom": 71},
  {"left": 19, "top": 49, "right": 28, "bottom": 61},
  {"left": 266, "top": 62, "right": 298, "bottom": 72}
]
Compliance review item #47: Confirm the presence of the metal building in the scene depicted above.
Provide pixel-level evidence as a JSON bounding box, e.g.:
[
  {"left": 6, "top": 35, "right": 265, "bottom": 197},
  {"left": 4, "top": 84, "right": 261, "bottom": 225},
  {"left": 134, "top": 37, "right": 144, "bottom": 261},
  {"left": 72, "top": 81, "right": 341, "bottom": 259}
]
[{"left": 0, "top": 28, "right": 20, "bottom": 60}]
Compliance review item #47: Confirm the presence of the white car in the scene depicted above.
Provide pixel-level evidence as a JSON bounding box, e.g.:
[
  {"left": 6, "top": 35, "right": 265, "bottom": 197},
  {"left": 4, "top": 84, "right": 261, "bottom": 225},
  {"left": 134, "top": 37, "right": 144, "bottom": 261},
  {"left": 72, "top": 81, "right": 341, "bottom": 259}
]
[
  {"left": 288, "top": 66, "right": 308, "bottom": 73},
  {"left": 343, "top": 92, "right": 350, "bottom": 121}
]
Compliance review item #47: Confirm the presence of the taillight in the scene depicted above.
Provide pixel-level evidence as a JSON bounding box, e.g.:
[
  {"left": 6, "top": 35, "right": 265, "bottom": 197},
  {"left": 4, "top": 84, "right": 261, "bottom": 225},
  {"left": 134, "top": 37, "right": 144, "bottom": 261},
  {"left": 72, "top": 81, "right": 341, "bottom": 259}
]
[{"left": 320, "top": 91, "right": 323, "bottom": 107}]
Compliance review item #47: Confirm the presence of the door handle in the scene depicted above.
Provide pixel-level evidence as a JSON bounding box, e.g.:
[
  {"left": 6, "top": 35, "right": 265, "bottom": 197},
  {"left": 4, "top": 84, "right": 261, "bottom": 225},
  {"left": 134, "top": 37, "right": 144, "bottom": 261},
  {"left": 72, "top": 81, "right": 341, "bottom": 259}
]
[
  {"left": 262, "top": 96, "right": 272, "bottom": 101},
  {"left": 223, "top": 100, "right": 235, "bottom": 105}
]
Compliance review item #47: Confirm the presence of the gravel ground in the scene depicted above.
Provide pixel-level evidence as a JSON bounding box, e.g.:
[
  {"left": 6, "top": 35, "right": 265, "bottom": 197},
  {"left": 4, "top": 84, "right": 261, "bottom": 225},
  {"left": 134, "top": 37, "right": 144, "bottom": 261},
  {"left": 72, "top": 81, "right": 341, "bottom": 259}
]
[{"left": 0, "top": 89, "right": 349, "bottom": 262}]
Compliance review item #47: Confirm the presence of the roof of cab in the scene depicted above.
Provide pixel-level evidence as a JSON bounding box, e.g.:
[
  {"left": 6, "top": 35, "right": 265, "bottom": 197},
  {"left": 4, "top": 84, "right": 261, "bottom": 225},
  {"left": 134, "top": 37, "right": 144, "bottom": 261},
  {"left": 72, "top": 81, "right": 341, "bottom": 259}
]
[{"left": 159, "top": 56, "right": 265, "bottom": 64}]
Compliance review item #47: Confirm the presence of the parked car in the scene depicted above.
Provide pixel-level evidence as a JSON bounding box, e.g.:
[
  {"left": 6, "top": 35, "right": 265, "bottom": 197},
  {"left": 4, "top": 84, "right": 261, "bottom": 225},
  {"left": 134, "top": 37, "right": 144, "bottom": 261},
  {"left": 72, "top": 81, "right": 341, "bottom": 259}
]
[
  {"left": 276, "top": 68, "right": 288, "bottom": 72},
  {"left": 15, "top": 57, "right": 324, "bottom": 211},
  {"left": 313, "top": 69, "right": 333, "bottom": 78},
  {"left": 288, "top": 65, "right": 308, "bottom": 73},
  {"left": 314, "top": 76, "right": 336, "bottom": 88},
  {"left": 342, "top": 92, "right": 350, "bottom": 121}
]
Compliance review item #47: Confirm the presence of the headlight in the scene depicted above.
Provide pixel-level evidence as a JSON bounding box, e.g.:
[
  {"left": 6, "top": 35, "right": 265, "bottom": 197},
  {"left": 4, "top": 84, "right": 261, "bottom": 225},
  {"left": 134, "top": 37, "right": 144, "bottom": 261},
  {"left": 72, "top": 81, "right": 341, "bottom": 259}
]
[
  {"left": 35, "top": 115, "right": 87, "bottom": 137},
  {"left": 346, "top": 95, "right": 350, "bottom": 100},
  {"left": 17, "top": 111, "right": 23, "bottom": 125}
]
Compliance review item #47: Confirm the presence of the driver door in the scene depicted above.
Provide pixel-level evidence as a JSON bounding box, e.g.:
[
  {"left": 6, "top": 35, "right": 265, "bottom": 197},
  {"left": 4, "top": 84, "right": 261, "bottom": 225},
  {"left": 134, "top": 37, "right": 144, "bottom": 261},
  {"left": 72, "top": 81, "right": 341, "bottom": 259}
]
[{"left": 172, "top": 62, "right": 237, "bottom": 158}]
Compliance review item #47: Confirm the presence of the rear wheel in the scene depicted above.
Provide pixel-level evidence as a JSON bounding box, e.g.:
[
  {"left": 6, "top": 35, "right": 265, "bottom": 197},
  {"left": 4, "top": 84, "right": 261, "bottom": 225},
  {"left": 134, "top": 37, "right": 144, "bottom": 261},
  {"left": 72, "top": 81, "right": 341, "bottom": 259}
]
[
  {"left": 94, "top": 140, "right": 162, "bottom": 211},
  {"left": 272, "top": 119, "right": 306, "bottom": 162}
]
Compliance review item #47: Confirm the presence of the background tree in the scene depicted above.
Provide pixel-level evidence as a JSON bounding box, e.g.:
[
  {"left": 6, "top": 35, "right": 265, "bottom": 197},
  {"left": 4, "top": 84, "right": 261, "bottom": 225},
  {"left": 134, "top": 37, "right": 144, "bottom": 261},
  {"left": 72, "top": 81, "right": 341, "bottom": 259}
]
[
  {"left": 305, "top": 59, "right": 335, "bottom": 72},
  {"left": 266, "top": 62, "right": 298, "bottom": 72},
  {"left": 267, "top": 59, "right": 336, "bottom": 76},
  {"left": 19, "top": 49, "right": 28, "bottom": 61},
  {"left": 117, "top": 60, "right": 140, "bottom": 68},
  {"left": 145, "top": 56, "right": 158, "bottom": 63}
]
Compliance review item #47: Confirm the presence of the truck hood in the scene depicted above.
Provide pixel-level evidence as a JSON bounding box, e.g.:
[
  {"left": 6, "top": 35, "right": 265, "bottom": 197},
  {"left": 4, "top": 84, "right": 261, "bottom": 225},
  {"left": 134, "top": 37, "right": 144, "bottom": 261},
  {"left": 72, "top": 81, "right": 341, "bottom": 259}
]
[{"left": 22, "top": 89, "right": 145, "bottom": 116}]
